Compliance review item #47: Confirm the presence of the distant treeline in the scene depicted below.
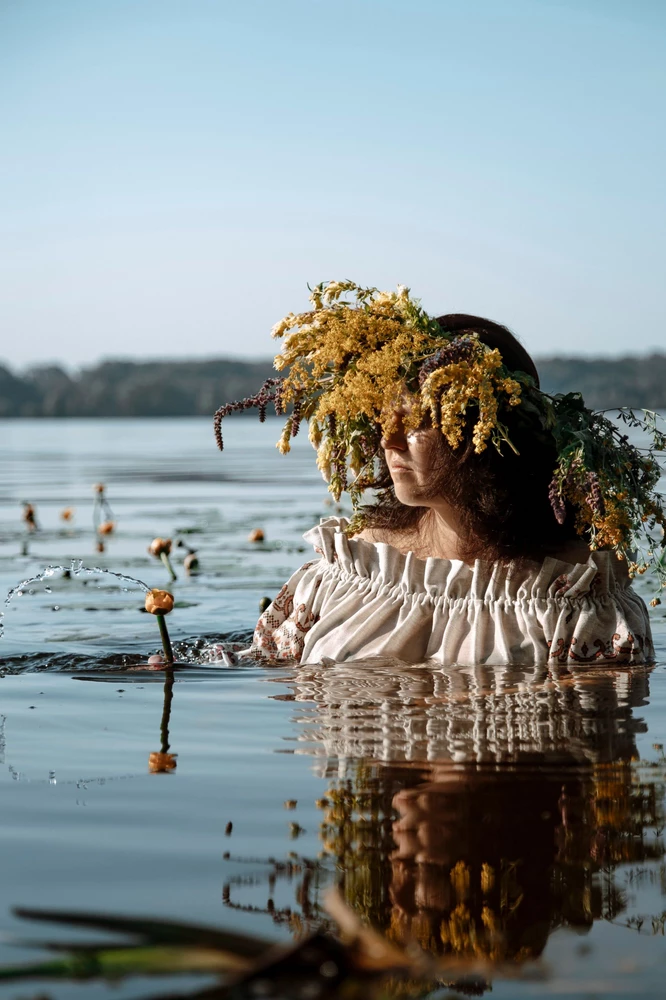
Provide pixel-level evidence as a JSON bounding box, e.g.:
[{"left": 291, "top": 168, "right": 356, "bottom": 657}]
[
  {"left": 0, "top": 358, "right": 275, "bottom": 418},
  {"left": 1, "top": 354, "right": 666, "bottom": 417}
]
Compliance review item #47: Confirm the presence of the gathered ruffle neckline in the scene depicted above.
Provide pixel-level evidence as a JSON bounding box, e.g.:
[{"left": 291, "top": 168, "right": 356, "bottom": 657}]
[{"left": 304, "top": 517, "right": 629, "bottom": 604}]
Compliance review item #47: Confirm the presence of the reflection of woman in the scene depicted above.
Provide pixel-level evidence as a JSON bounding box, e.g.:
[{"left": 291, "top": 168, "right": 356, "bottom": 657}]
[
  {"left": 293, "top": 666, "right": 664, "bottom": 971},
  {"left": 389, "top": 773, "right": 580, "bottom": 961},
  {"left": 215, "top": 281, "right": 662, "bottom": 667},
  {"left": 385, "top": 762, "right": 664, "bottom": 963}
]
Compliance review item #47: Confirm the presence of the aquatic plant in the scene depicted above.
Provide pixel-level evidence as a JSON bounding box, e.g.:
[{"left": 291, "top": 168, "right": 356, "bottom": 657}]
[
  {"left": 92, "top": 482, "right": 116, "bottom": 549},
  {"left": 148, "top": 537, "right": 177, "bottom": 581},
  {"left": 183, "top": 552, "right": 199, "bottom": 574},
  {"left": 21, "top": 502, "right": 38, "bottom": 532},
  {"left": 1, "top": 890, "right": 506, "bottom": 998},
  {"left": 176, "top": 539, "right": 200, "bottom": 574},
  {"left": 145, "top": 588, "right": 175, "bottom": 663}
]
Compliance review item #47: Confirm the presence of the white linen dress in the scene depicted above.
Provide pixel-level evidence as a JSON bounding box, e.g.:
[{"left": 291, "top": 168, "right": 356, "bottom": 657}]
[{"left": 234, "top": 517, "right": 654, "bottom": 667}]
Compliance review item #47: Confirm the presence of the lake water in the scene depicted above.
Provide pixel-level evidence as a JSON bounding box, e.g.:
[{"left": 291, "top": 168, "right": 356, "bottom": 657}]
[{"left": 0, "top": 416, "right": 665, "bottom": 1000}]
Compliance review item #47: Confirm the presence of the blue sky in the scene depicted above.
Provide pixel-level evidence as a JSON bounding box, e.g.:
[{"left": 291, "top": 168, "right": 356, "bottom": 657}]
[{"left": 1, "top": 0, "right": 664, "bottom": 367}]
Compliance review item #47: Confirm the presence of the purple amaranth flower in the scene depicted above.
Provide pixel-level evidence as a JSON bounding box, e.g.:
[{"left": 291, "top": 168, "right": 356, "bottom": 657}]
[
  {"left": 328, "top": 413, "right": 337, "bottom": 437},
  {"left": 548, "top": 477, "right": 567, "bottom": 525},
  {"left": 273, "top": 382, "right": 284, "bottom": 416},
  {"left": 291, "top": 397, "right": 303, "bottom": 437},
  {"left": 586, "top": 471, "right": 606, "bottom": 516},
  {"left": 418, "top": 336, "right": 478, "bottom": 386},
  {"left": 213, "top": 377, "right": 284, "bottom": 451},
  {"left": 332, "top": 444, "right": 347, "bottom": 492}
]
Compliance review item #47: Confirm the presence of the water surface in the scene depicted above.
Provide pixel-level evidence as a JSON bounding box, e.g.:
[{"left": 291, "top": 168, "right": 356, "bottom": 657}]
[{"left": 1, "top": 417, "right": 665, "bottom": 999}]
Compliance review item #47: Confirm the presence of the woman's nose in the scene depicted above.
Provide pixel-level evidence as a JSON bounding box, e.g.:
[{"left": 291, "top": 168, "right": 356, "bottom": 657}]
[{"left": 381, "top": 416, "right": 408, "bottom": 451}]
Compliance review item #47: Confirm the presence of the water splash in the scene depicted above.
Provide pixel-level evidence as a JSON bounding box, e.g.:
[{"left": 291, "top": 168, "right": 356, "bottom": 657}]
[{"left": 0, "top": 561, "right": 150, "bottom": 640}]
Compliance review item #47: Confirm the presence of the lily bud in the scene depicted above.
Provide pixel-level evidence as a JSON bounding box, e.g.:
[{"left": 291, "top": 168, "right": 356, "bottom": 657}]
[
  {"left": 98, "top": 520, "right": 115, "bottom": 535},
  {"left": 248, "top": 528, "right": 265, "bottom": 543},
  {"left": 183, "top": 552, "right": 199, "bottom": 573},
  {"left": 93, "top": 483, "right": 105, "bottom": 495},
  {"left": 148, "top": 537, "right": 172, "bottom": 557},
  {"left": 145, "top": 589, "right": 175, "bottom": 615},
  {"left": 22, "top": 503, "right": 37, "bottom": 529},
  {"left": 61, "top": 507, "right": 75, "bottom": 521}
]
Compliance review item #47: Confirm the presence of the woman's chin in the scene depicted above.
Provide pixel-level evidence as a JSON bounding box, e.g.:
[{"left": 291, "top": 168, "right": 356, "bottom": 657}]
[{"left": 393, "top": 488, "right": 424, "bottom": 508}]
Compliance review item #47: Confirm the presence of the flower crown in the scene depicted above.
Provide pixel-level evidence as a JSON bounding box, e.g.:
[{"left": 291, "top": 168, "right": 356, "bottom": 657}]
[{"left": 214, "top": 280, "right": 666, "bottom": 599}]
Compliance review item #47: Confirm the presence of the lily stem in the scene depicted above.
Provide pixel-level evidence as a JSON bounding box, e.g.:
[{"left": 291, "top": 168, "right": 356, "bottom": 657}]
[
  {"left": 160, "top": 551, "right": 177, "bottom": 581},
  {"left": 156, "top": 613, "right": 174, "bottom": 664}
]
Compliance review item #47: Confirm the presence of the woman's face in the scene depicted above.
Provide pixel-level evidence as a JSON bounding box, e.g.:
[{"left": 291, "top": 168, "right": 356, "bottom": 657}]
[{"left": 381, "top": 413, "right": 442, "bottom": 506}]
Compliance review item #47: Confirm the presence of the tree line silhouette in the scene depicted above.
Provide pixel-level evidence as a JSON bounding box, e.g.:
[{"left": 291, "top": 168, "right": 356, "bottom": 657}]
[{"left": 1, "top": 354, "right": 665, "bottom": 417}]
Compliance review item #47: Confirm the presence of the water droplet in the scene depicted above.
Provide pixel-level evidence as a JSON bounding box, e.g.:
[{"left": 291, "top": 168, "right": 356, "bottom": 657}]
[{"left": 52, "top": 605, "right": 60, "bottom": 612}]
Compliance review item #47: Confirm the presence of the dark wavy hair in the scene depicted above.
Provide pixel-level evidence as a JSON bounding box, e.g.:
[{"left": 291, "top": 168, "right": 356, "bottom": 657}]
[{"left": 360, "top": 314, "right": 581, "bottom": 562}]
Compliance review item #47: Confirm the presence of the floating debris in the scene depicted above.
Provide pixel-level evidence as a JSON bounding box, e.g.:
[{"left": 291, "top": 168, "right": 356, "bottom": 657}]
[{"left": 248, "top": 528, "right": 265, "bottom": 543}]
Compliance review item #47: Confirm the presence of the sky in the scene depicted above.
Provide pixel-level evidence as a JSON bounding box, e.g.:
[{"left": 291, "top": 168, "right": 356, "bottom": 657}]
[{"left": 1, "top": 0, "right": 664, "bottom": 368}]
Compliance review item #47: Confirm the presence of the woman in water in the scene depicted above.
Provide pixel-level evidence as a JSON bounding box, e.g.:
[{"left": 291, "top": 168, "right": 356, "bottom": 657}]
[{"left": 214, "top": 281, "right": 664, "bottom": 667}]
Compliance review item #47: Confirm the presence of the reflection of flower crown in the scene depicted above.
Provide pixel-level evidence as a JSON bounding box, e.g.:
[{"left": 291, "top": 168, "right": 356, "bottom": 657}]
[{"left": 213, "top": 280, "right": 666, "bottom": 595}]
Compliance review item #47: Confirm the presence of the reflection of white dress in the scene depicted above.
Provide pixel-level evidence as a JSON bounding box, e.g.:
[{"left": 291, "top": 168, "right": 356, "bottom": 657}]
[
  {"left": 243, "top": 517, "right": 654, "bottom": 667},
  {"left": 285, "top": 661, "right": 649, "bottom": 767}
]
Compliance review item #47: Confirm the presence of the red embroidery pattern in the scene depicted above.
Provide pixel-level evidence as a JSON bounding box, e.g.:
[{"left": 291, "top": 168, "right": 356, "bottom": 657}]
[
  {"left": 552, "top": 572, "right": 602, "bottom": 599},
  {"left": 552, "top": 574, "right": 572, "bottom": 596},
  {"left": 548, "top": 632, "right": 648, "bottom": 664},
  {"left": 250, "top": 562, "right": 321, "bottom": 664}
]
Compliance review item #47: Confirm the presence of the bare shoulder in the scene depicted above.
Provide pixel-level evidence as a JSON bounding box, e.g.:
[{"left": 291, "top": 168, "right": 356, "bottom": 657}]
[
  {"left": 353, "top": 526, "right": 415, "bottom": 556},
  {"left": 354, "top": 527, "right": 388, "bottom": 544}
]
